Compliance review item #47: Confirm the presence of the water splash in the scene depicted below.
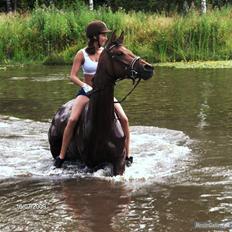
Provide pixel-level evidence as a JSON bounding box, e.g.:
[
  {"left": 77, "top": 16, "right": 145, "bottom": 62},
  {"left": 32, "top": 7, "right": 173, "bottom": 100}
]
[
  {"left": 0, "top": 115, "right": 192, "bottom": 185},
  {"left": 114, "top": 126, "right": 191, "bottom": 186}
]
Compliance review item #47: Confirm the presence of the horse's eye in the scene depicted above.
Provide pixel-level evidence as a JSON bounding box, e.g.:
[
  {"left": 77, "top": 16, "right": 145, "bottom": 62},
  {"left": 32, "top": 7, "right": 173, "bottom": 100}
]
[{"left": 117, "top": 52, "right": 123, "bottom": 56}]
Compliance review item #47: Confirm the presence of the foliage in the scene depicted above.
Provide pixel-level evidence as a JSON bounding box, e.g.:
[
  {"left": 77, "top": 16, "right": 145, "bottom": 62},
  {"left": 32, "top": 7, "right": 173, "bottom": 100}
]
[
  {"left": 1, "top": 4, "right": 232, "bottom": 64},
  {"left": 2, "top": 0, "right": 232, "bottom": 13}
]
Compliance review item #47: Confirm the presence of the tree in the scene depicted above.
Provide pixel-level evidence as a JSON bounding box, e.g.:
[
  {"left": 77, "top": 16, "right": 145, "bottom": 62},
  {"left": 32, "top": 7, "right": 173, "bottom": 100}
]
[
  {"left": 5, "top": 0, "right": 19, "bottom": 13},
  {"left": 89, "top": 0, "right": 93, "bottom": 10},
  {"left": 6, "top": 0, "right": 12, "bottom": 12},
  {"left": 201, "top": 0, "right": 207, "bottom": 13}
]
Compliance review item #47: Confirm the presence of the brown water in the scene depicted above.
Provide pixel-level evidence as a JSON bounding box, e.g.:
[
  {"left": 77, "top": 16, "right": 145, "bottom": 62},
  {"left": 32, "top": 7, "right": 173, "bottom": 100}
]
[{"left": 0, "top": 65, "right": 232, "bottom": 232}]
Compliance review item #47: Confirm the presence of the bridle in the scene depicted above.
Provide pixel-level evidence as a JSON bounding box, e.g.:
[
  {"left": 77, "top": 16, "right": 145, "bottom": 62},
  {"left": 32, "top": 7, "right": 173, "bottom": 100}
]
[
  {"left": 105, "top": 43, "right": 142, "bottom": 103},
  {"left": 106, "top": 43, "right": 141, "bottom": 83},
  {"left": 89, "top": 43, "right": 142, "bottom": 104}
]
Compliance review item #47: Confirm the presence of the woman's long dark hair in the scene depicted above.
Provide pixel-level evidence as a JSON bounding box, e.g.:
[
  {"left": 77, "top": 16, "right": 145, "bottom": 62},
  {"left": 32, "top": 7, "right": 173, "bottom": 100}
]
[{"left": 85, "top": 36, "right": 100, "bottom": 55}]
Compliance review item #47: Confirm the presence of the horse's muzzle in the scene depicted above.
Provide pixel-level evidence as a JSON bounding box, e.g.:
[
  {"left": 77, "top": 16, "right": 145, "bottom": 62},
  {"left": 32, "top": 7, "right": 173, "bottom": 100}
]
[{"left": 140, "top": 64, "right": 154, "bottom": 80}]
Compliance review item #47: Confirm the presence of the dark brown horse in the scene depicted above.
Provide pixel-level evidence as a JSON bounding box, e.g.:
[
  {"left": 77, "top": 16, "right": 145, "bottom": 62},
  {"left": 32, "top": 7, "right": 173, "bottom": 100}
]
[{"left": 48, "top": 32, "right": 154, "bottom": 176}]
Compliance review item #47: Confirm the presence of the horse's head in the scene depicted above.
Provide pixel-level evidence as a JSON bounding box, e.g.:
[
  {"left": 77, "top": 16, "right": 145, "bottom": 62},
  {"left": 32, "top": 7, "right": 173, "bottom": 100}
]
[{"left": 103, "top": 31, "right": 154, "bottom": 83}]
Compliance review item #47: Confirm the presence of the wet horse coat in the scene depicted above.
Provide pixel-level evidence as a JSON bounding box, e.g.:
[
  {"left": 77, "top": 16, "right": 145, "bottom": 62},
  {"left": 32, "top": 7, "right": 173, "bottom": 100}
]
[{"left": 48, "top": 32, "right": 154, "bottom": 175}]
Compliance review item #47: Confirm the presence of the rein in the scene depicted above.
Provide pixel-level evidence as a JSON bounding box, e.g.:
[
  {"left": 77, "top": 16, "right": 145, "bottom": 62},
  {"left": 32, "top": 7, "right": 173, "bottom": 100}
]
[
  {"left": 114, "top": 77, "right": 141, "bottom": 104},
  {"left": 89, "top": 77, "right": 141, "bottom": 104}
]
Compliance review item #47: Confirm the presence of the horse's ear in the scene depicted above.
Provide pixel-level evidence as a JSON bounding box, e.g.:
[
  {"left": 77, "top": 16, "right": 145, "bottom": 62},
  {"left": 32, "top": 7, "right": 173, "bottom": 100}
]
[
  {"left": 117, "top": 31, "right": 124, "bottom": 44},
  {"left": 111, "top": 30, "right": 117, "bottom": 42},
  {"left": 106, "top": 30, "right": 117, "bottom": 49}
]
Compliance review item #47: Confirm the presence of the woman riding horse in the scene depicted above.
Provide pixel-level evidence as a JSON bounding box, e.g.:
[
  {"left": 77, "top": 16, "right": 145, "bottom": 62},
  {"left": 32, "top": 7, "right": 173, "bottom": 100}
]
[
  {"left": 49, "top": 22, "right": 154, "bottom": 175},
  {"left": 54, "top": 21, "right": 131, "bottom": 168}
]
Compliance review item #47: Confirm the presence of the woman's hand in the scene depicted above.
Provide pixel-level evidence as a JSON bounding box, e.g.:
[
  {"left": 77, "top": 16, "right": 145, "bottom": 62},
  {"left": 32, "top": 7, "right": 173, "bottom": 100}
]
[{"left": 82, "top": 83, "right": 93, "bottom": 93}]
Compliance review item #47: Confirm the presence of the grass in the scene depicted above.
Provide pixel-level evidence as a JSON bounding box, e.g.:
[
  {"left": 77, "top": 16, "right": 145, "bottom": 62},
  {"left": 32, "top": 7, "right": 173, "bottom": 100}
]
[{"left": 1, "top": 4, "right": 232, "bottom": 64}]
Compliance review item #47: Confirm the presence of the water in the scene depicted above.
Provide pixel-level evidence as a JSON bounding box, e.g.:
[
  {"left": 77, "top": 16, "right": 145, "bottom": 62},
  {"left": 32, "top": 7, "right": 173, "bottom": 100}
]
[{"left": 0, "top": 65, "right": 232, "bottom": 231}]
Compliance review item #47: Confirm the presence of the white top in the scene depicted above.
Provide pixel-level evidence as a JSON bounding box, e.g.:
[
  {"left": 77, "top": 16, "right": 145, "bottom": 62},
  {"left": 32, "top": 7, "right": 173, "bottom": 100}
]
[{"left": 81, "top": 47, "right": 103, "bottom": 75}]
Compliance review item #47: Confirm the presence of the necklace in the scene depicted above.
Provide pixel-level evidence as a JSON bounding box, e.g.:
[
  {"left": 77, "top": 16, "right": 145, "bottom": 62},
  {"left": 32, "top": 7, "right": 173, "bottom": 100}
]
[{"left": 92, "top": 49, "right": 102, "bottom": 62}]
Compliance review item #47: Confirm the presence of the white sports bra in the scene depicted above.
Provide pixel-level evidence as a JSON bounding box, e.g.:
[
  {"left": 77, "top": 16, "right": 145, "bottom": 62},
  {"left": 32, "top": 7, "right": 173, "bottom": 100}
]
[{"left": 81, "top": 47, "right": 103, "bottom": 75}]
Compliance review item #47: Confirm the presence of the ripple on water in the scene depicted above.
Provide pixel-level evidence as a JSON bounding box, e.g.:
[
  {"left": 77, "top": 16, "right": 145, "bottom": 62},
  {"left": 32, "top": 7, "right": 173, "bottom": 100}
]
[{"left": 9, "top": 74, "right": 68, "bottom": 82}]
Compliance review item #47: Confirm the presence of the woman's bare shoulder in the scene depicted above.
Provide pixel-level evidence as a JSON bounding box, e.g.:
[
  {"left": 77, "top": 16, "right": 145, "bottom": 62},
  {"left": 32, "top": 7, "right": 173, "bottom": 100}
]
[
  {"left": 74, "top": 49, "right": 85, "bottom": 64},
  {"left": 76, "top": 48, "right": 85, "bottom": 57}
]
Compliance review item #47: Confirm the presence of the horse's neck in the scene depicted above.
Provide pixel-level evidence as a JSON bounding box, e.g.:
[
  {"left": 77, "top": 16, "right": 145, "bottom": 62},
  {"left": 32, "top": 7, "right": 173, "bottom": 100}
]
[{"left": 88, "top": 71, "right": 115, "bottom": 135}]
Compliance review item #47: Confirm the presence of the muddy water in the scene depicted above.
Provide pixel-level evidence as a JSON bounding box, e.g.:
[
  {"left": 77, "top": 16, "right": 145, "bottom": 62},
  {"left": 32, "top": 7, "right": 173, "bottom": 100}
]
[{"left": 0, "top": 65, "right": 232, "bottom": 231}]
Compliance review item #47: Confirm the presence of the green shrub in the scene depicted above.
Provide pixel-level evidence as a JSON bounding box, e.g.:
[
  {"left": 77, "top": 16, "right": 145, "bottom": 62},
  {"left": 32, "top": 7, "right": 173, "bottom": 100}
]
[{"left": 1, "top": 5, "right": 232, "bottom": 64}]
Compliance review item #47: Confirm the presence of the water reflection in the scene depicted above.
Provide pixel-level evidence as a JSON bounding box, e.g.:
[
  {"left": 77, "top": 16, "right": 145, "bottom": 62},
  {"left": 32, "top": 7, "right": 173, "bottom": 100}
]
[
  {"left": 0, "top": 65, "right": 72, "bottom": 121},
  {"left": 0, "top": 178, "right": 131, "bottom": 232},
  {"left": 58, "top": 179, "right": 130, "bottom": 232},
  {"left": 1, "top": 178, "right": 232, "bottom": 232},
  {"left": 197, "top": 81, "right": 212, "bottom": 129}
]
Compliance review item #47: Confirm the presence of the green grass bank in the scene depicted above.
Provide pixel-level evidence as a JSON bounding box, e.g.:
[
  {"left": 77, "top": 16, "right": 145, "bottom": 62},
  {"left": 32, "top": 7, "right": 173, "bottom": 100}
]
[{"left": 1, "top": 4, "right": 232, "bottom": 65}]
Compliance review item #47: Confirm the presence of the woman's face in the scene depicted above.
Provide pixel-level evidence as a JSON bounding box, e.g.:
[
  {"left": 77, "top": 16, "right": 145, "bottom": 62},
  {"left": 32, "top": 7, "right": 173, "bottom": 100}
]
[{"left": 98, "top": 33, "right": 108, "bottom": 46}]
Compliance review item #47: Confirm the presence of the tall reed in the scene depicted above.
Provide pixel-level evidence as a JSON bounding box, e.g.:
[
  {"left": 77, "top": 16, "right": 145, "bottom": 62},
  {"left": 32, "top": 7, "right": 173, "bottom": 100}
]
[{"left": 1, "top": 4, "right": 232, "bottom": 64}]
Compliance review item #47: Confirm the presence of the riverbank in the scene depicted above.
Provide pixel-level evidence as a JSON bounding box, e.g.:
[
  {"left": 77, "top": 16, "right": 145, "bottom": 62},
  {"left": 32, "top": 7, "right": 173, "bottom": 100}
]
[
  {"left": 2, "top": 60, "right": 232, "bottom": 71},
  {"left": 155, "top": 60, "right": 232, "bottom": 69},
  {"left": 1, "top": 4, "right": 232, "bottom": 64}
]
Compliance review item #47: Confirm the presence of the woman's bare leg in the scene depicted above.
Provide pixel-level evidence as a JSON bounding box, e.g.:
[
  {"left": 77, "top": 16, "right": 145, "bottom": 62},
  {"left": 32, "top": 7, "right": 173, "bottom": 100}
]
[
  {"left": 114, "top": 99, "right": 130, "bottom": 158},
  {"left": 59, "top": 96, "right": 89, "bottom": 159}
]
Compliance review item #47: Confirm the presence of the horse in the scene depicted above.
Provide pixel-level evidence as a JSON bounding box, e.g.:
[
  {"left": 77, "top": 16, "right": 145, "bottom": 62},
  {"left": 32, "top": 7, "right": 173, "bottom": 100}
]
[{"left": 48, "top": 31, "right": 154, "bottom": 176}]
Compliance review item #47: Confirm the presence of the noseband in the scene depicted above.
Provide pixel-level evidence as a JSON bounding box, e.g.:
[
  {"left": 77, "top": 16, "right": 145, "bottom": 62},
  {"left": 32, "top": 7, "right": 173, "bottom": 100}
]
[{"left": 128, "top": 56, "right": 141, "bottom": 81}]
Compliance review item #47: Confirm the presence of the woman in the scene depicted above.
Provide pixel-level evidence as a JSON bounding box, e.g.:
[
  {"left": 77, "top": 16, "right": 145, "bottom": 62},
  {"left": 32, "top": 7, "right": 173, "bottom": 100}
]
[{"left": 54, "top": 20, "right": 132, "bottom": 168}]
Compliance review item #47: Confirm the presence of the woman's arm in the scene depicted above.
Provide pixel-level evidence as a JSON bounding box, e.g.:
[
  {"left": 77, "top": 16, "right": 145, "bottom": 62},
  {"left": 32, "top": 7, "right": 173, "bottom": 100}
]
[{"left": 70, "top": 50, "right": 85, "bottom": 87}]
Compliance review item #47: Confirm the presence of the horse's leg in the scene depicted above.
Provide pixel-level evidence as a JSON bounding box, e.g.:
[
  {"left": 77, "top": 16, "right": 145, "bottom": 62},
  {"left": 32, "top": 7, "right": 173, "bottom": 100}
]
[
  {"left": 59, "top": 96, "right": 89, "bottom": 159},
  {"left": 114, "top": 99, "right": 130, "bottom": 158},
  {"left": 92, "top": 162, "right": 114, "bottom": 176},
  {"left": 113, "top": 148, "right": 126, "bottom": 175}
]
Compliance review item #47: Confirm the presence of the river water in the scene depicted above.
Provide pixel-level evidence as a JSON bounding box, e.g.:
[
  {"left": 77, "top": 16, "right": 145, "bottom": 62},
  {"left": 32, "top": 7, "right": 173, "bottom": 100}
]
[{"left": 0, "top": 65, "right": 232, "bottom": 232}]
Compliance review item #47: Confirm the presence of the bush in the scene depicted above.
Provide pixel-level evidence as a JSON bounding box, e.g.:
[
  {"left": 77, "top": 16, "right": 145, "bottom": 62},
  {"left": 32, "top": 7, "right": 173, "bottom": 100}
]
[{"left": 1, "top": 5, "right": 232, "bottom": 64}]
